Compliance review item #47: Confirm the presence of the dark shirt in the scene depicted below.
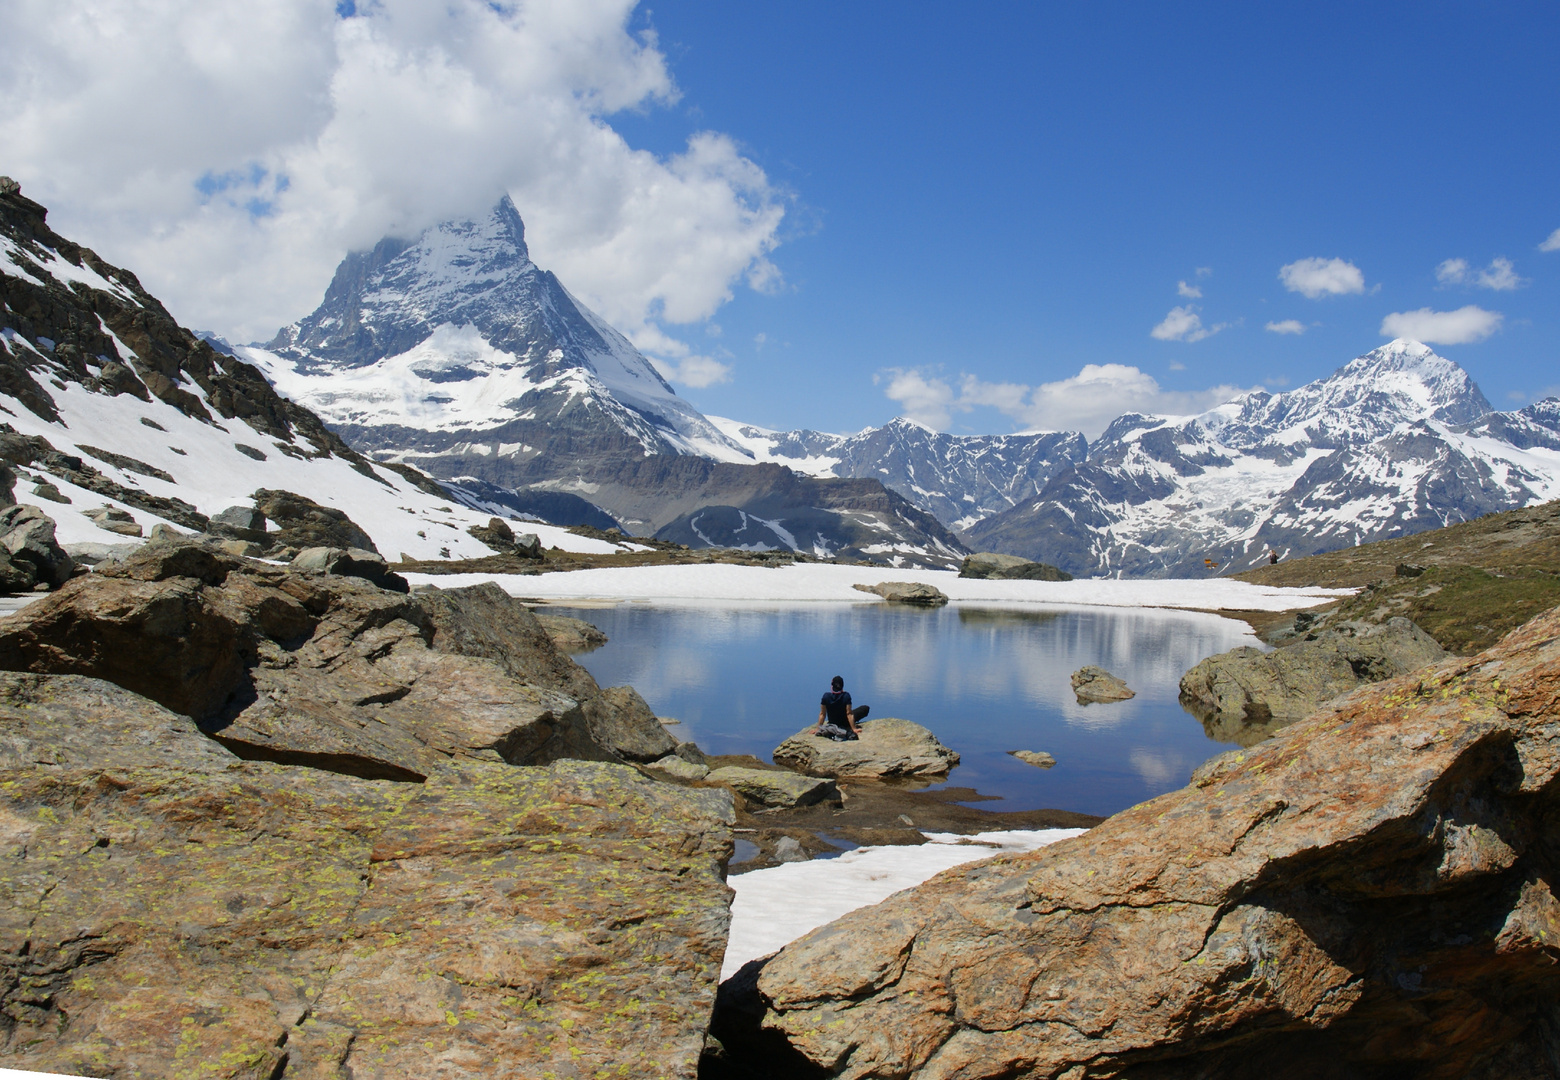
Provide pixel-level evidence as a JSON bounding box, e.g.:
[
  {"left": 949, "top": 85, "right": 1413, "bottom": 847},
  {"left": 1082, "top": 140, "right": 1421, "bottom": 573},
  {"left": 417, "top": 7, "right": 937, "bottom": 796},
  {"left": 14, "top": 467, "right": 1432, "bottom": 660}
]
[{"left": 821, "top": 690, "right": 852, "bottom": 727}]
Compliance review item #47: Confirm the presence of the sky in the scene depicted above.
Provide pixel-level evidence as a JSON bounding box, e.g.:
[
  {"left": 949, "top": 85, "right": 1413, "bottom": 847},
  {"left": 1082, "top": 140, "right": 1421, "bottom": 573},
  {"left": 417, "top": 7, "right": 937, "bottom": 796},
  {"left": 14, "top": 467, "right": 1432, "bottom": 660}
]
[{"left": 2, "top": 1, "right": 1557, "bottom": 439}]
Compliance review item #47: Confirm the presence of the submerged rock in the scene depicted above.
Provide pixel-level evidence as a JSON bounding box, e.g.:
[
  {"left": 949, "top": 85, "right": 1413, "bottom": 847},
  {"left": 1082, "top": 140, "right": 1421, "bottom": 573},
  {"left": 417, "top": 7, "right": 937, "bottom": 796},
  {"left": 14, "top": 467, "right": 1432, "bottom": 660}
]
[
  {"left": 852, "top": 581, "right": 950, "bottom": 605},
  {"left": 1179, "top": 616, "right": 1448, "bottom": 744},
  {"left": 1071, "top": 664, "right": 1135, "bottom": 703},
  {"left": 705, "top": 765, "right": 838, "bottom": 809},
  {"left": 959, "top": 551, "right": 1071, "bottom": 581},
  {"left": 773, "top": 717, "right": 960, "bottom": 779},
  {"left": 715, "top": 604, "right": 1560, "bottom": 1079}
]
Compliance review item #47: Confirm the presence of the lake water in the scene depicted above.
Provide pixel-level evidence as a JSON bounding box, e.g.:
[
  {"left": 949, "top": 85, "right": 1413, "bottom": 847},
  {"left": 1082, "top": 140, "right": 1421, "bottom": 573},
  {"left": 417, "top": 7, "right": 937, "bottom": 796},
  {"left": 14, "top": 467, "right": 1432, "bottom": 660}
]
[{"left": 551, "top": 601, "right": 1257, "bottom": 818}]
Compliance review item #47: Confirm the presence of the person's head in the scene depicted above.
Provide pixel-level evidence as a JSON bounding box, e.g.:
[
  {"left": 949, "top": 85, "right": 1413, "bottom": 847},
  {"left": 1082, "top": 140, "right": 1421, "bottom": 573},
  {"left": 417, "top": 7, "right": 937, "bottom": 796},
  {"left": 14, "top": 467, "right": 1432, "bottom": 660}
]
[{"left": 831, "top": 675, "right": 844, "bottom": 692}]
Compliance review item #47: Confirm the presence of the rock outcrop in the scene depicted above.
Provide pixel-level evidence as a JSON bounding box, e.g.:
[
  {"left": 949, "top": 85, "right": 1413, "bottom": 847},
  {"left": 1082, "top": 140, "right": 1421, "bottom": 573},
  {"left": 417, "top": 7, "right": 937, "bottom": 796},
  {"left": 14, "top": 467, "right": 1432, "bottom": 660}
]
[
  {"left": 290, "top": 545, "right": 410, "bottom": 592},
  {"left": 851, "top": 581, "right": 950, "bottom": 606},
  {"left": 1180, "top": 616, "right": 1448, "bottom": 745},
  {"left": 705, "top": 765, "right": 839, "bottom": 809},
  {"left": 0, "top": 503, "right": 74, "bottom": 591},
  {"left": 715, "top": 604, "right": 1560, "bottom": 1079},
  {"left": 0, "top": 542, "right": 738, "bottom": 1078},
  {"left": 1071, "top": 664, "right": 1135, "bottom": 703},
  {"left": 773, "top": 718, "right": 960, "bottom": 779},
  {"left": 535, "top": 611, "right": 609, "bottom": 652},
  {"left": 581, "top": 685, "right": 680, "bottom": 763},
  {"left": 958, "top": 551, "right": 1072, "bottom": 581}
]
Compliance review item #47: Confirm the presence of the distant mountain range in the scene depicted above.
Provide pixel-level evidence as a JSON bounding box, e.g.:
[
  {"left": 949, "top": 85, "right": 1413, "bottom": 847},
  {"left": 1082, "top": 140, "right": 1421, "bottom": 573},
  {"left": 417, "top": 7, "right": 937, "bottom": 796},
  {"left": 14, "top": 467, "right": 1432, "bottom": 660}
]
[{"left": 12, "top": 183, "right": 1550, "bottom": 578}]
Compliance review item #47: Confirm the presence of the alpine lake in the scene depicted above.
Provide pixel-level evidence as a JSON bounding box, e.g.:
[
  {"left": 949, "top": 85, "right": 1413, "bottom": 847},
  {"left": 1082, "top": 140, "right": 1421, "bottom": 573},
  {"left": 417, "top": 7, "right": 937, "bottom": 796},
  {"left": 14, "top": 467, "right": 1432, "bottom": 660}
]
[{"left": 548, "top": 600, "right": 1256, "bottom": 819}]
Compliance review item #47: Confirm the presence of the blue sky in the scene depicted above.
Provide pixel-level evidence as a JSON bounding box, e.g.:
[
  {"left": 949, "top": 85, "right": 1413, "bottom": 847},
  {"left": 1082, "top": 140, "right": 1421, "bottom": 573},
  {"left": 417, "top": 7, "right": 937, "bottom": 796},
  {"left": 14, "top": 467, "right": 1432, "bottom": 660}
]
[
  {"left": 614, "top": 2, "right": 1560, "bottom": 434},
  {"left": 4, "top": 1, "right": 1556, "bottom": 439}
]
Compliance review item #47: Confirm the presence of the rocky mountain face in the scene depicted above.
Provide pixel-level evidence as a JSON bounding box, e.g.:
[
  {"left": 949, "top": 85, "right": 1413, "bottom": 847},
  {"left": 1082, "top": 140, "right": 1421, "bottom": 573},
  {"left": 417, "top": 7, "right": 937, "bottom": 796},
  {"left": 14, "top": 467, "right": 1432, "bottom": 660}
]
[
  {"left": 0, "top": 539, "right": 734, "bottom": 1078},
  {"left": 711, "top": 416, "right": 1088, "bottom": 532},
  {"left": 713, "top": 601, "right": 1560, "bottom": 1078},
  {"left": 241, "top": 198, "right": 969, "bottom": 567},
  {"left": 0, "top": 178, "right": 523, "bottom": 563},
  {"left": 963, "top": 341, "right": 1560, "bottom": 577}
]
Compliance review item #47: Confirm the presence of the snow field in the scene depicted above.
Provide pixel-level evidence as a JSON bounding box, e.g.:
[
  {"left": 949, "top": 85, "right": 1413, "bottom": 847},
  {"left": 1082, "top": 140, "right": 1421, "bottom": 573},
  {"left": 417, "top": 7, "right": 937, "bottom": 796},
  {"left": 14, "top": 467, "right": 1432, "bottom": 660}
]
[{"left": 722, "top": 828, "right": 1088, "bottom": 981}]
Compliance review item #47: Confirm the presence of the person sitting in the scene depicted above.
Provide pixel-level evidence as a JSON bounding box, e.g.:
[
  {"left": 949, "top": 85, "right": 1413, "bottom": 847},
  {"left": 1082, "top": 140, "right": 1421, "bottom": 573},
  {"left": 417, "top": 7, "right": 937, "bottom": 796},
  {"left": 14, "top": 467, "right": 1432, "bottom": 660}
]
[{"left": 816, "top": 675, "right": 866, "bottom": 741}]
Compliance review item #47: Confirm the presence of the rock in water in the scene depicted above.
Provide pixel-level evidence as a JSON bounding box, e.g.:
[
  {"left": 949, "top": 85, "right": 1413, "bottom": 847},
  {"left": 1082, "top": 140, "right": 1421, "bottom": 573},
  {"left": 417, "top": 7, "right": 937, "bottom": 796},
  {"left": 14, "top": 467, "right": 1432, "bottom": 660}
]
[
  {"left": 1008, "top": 749, "right": 1056, "bottom": 768},
  {"left": 704, "top": 765, "right": 838, "bottom": 808},
  {"left": 534, "top": 612, "right": 609, "bottom": 652},
  {"left": 715, "top": 604, "right": 1560, "bottom": 1078},
  {"left": 1179, "top": 616, "right": 1447, "bottom": 744},
  {"left": 1070, "top": 664, "right": 1135, "bottom": 703},
  {"left": 852, "top": 581, "right": 950, "bottom": 605},
  {"left": 958, "top": 551, "right": 1072, "bottom": 581},
  {"left": 773, "top": 718, "right": 960, "bottom": 779}
]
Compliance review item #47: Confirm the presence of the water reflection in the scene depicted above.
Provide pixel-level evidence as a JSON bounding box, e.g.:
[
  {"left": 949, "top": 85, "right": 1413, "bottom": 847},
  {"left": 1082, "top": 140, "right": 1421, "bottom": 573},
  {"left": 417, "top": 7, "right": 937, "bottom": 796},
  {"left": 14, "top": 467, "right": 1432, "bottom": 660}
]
[{"left": 551, "top": 601, "right": 1255, "bottom": 818}]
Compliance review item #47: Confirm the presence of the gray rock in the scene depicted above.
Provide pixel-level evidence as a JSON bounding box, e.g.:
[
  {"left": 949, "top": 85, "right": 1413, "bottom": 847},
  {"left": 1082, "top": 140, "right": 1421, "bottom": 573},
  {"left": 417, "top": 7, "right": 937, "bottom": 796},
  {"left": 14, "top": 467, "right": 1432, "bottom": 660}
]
[
  {"left": 215, "top": 539, "right": 267, "bottom": 558},
  {"left": 84, "top": 505, "right": 143, "bottom": 536},
  {"left": 1071, "top": 665, "right": 1136, "bottom": 703},
  {"left": 580, "top": 685, "right": 679, "bottom": 763},
  {"left": 647, "top": 754, "right": 710, "bottom": 781},
  {"left": 291, "top": 546, "right": 410, "bottom": 593},
  {"left": 673, "top": 740, "right": 709, "bottom": 766},
  {"left": 515, "top": 532, "right": 542, "bottom": 559},
  {"left": 1179, "top": 617, "right": 1449, "bottom": 744},
  {"left": 534, "top": 612, "right": 608, "bottom": 652},
  {"left": 211, "top": 504, "right": 267, "bottom": 531},
  {"left": 852, "top": 581, "right": 950, "bottom": 606},
  {"left": 62, "top": 541, "right": 139, "bottom": 566},
  {"left": 773, "top": 717, "right": 960, "bottom": 779},
  {"left": 1009, "top": 749, "right": 1056, "bottom": 769},
  {"left": 30, "top": 482, "right": 68, "bottom": 504},
  {"left": 959, "top": 551, "right": 1072, "bottom": 581},
  {"left": 146, "top": 523, "right": 188, "bottom": 544},
  {"left": 0, "top": 504, "right": 75, "bottom": 587},
  {"left": 704, "top": 766, "right": 839, "bottom": 809},
  {"left": 773, "top": 836, "right": 807, "bottom": 863},
  {"left": 418, "top": 582, "right": 600, "bottom": 701}
]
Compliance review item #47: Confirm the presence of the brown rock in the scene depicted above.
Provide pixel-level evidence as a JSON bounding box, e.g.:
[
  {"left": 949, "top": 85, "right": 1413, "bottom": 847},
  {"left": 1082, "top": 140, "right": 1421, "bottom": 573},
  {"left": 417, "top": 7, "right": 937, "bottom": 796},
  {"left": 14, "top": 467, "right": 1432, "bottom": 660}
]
[
  {"left": 581, "top": 684, "right": 680, "bottom": 763},
  {"left": 254, "top": 488, "right": 378, "bottom": 553},
  {"left": 418, "top": 582, "right": 600, "bottom": 701},
  {"left": 1070, "top": 664, "right": 1135, "bottom": 703},
  {"left": 958, "top": 551, "right": 1072, "bottom": 581},
  {"left": 716, "top": 605, "right": 1560, "bottom": 1079},
  {"left": 535, "top": 611, "right": 609, "bottom": 652}
]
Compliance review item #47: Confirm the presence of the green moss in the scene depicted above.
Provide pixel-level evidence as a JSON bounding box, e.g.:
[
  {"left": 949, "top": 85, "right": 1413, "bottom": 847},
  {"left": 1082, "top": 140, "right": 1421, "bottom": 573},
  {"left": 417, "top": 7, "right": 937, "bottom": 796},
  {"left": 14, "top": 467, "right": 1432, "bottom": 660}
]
[{"left": 1333, "top": 564, "right": 1560, "bottom": 654}]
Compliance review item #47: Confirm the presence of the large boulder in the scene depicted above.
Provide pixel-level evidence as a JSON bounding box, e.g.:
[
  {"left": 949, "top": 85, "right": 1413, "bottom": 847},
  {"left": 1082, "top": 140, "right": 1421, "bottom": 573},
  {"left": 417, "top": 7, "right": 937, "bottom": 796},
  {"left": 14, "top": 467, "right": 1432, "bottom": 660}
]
[
  {"left": 959, "top": 551, "right": 1072, "bottom": 581},
  {"left": 773, "top": 717, "right": 960, "bottom": 779},
  {"left": 254, "top": 488, "right": 378, "bottom": 553},
  {"left": 535, "top": 611, "right": 609, "bottom": 652},
  {"left": 0, "top": 733, "right": 734, "bottom": 1079},
  {"left": 291, "top": 545, "right": 410, "bottom": 593},
  {"left": 1179, "top": 616, "right": 1448, "bottom": 744},
  {"left": 417, "top": 582, "right": 600, "bottom": 701},
  {"left": 715, "top": 605, "right": 1560, "bottom": 1079},
  {"left": 581, "top": 684, "right": 680, "bottom": 763},
  {"left": 852, "top": 581, "right": 949, "bottom": 606},
  {"left": 0, "top": 503, "right": 74, "bottom": 589}
]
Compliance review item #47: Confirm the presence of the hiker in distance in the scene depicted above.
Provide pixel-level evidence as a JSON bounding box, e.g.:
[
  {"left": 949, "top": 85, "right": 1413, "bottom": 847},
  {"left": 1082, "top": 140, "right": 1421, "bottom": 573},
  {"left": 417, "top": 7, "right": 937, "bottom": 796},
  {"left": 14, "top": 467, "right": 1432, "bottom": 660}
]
[{"left": 816, "top": 675, "right": 869, "bottom": 741}]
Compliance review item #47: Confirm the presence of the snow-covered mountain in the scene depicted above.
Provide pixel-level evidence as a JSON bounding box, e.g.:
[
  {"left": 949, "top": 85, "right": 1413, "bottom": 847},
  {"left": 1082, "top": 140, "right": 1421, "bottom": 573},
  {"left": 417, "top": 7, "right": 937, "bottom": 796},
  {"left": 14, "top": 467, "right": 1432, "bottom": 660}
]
[
  {"left": 0, "top": 180, "right": 640, "bottom": 562},
  {"left": 709, "top": 416, "right": 1088, "bottom": 531},
  {"left": 964, "top": 341, "right": 1560, "bottom": 577},
  {"left": 242, "top": 196, "right": 744, "bottom": 463},
  {"left": 238, "top": 198, "right": 969, "bottom": 567}
]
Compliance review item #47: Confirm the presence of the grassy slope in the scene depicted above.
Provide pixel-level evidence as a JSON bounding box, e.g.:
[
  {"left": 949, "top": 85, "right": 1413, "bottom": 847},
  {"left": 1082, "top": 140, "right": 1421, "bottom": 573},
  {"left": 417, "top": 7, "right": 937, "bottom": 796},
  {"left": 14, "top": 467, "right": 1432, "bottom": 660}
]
[{"left": 1233, "top": 499, "right": 1560, "bottom": 654}]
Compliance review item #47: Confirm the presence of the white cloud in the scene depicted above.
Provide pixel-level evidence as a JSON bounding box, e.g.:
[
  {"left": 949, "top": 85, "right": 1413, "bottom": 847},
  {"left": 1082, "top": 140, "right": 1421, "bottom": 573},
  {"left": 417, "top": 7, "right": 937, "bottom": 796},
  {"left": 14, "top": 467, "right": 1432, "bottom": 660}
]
[
  {"left": 0, "top": 0, "right": 785, "bottom": 355},
  {"left": 1168, "top": 361, "right": 1186, "bottom": 371},
  {"left": 1540, "top": 228, "right": 1560, "bottom": 253},
  {"left": 1278, "top": 257, "right": 1365, "bottom": 299},
  {"left": 1265, "top": 319, "right": 1305, "bottom": 335},
  {"left": 877, "top": 365, "right": 1257, "bottom": 439},
  {"left": 1437, "top": 256, "right": 1523, "bottom": 291},
  {"left": 1177, "top": 280, "right": 1202, "bottom": 299},
  {"left": 1436, "top": 258, "right": 1470, "bottom": 285},
  {"left": 1151, "top": 305, "right": 1226, "bottom": 343},
  {"left": 1380, "top": 305, "right": 1503, "bottom": 345}
]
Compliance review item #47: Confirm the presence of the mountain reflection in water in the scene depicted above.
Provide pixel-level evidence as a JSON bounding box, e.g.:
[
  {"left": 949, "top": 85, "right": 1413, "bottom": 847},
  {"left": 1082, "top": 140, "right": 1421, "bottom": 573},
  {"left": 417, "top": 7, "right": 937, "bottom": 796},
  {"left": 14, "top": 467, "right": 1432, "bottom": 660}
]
[{"left": 550, "top": 602, "right": 1256, "bottom": 818}]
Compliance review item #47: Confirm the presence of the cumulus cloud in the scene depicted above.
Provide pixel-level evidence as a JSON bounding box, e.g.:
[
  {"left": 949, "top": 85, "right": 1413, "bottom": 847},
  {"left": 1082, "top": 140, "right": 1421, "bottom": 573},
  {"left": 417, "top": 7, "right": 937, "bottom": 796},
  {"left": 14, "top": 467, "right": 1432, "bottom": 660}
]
[
  {"left": 1279, "top": 257, "right": 1365, "bottom": 298},
  {"left": 1380, "top": 305, "right": 1503, "bottom": 345},
  {"left": 1151, "top": 305, "right": 1226, "bottom": 343},
  {"left": 1177, "top": 280, "right": 1202, "bottom": 299},
  {"left": 0, "top": 0, "right": 785, "bottom": 382},
  {"left": 1265, "top": 319, "right": 1306, "bottom": 335},
  {"left": 1437, "top": 256, "right": 1524, "bottom": 291},
  {"left": 878, "top": 365, "right": 1258, "bottom": 439},
  {"left": 1540, "top": 228, "right": 1560, "bottom": 253}
]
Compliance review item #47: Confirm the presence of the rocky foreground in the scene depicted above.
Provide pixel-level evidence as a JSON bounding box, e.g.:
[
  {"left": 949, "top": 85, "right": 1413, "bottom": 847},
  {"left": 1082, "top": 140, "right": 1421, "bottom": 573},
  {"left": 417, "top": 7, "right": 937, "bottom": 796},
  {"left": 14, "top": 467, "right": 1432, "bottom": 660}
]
[
  {"left": 0, "top": 539, "right": 734, "bottom": 1078},
  {"left": 713, "top": 603, "right": 1560, "bottom": 1078}
]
